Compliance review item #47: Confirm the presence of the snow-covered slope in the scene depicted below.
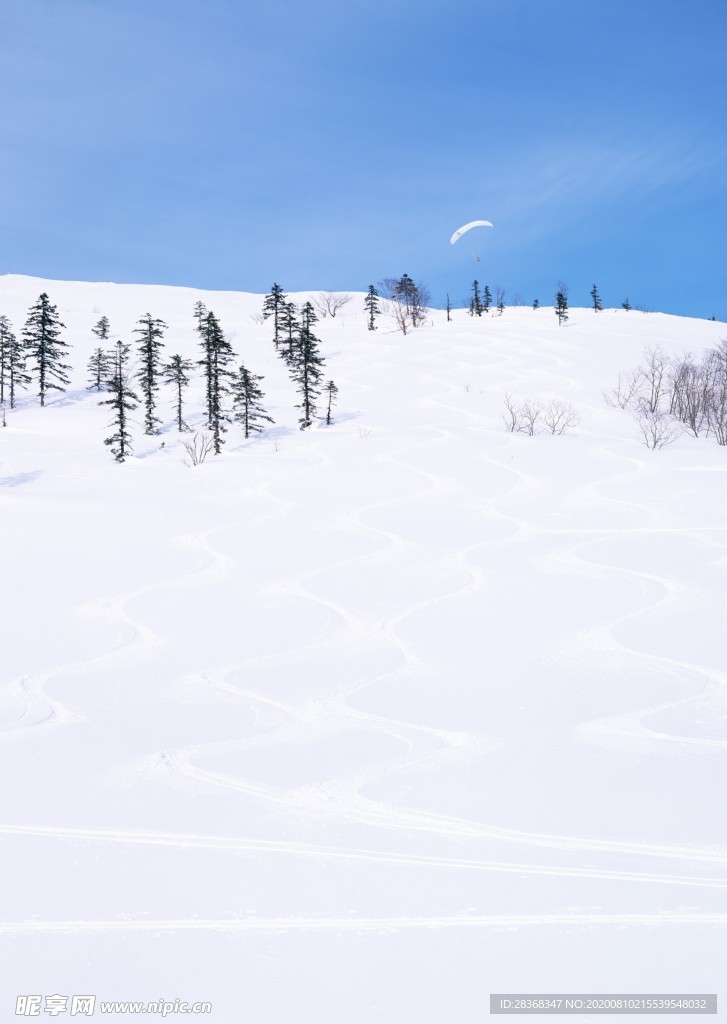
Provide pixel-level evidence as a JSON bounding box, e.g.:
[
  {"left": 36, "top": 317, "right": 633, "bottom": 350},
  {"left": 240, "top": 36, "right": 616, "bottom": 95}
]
[{"left": 1, "top": 275, "right": 725, "bottom": 1022}]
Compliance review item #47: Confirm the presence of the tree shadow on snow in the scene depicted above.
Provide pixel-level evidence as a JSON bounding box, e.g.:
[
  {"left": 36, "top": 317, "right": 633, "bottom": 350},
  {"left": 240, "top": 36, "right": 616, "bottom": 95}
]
[{"left": 0, "top": 470, "right": 42, "bottom": 487}]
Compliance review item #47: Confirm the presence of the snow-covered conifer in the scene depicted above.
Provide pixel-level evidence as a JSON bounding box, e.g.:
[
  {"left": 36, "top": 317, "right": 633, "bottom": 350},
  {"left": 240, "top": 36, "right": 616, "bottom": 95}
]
[
  {"left": 92, "top": 316, "right": 111, "bottom": 341},
  {"left": 364, "top": 285, "right": 380, "bottom": 331},
  {"left": 87, "top": 349, "right": 112, "bottom": 391},
  {"left": 290, "top": 301, "right": 325, "bottom": 429},
  {"left": 22, "top": 293, "right": 70, "bottom": 406},
  {"left": 231, "top": 365, "right": 274, "bottom": 439},
  {"left": 280, "top": 302, "right": 299, "bottom": 364},
  {"left": 323, "top": 380, "right": 338, "bottom": 425},
  {"left": 262, "top": 284, "right": 288, "bottom": 349},
  {"left": 0, "top": 316, "right": 30, "bottom": 409},
  {"left": 163, "top": 354, "right": 194, "bottom": 432},
  {"left": 134, "top": 314, "right": 167, "bottom": 434},
  {"left": 555, "top": 287, "right": 569, "bottom": 325},
  {"left": 197, "top": 310, "right": 235, "bottom": 454},
  {"left": 193, "top": 301, "right": 207, "bottom": 334},
  {"left": 100, "top": 342, "right": 139, "bottom": 462}
]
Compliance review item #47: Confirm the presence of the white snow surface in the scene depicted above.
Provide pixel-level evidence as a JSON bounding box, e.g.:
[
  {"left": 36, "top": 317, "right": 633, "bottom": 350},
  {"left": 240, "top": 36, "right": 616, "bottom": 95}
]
[{"left": 1, "top": 275, "right": 725, "bottom": 1021}]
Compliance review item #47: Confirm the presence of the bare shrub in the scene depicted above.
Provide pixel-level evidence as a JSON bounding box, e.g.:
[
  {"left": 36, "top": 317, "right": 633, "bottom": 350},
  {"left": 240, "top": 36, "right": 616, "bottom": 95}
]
[
  {"left": 636, "top": 411, "right": 680, "bottom": 450},
  {"left": 519, "top": 399, "right": 543, "bottom": 436},
  {"left": 378, "top": 275, "right": 430, "bottom": 334},
  {"left": 249, "top": 313, "right": 265, "bottom": 325},
  {"left": 182, "top": 432, "right": 215, "bottom": 466},
  {"left": 639, "top": 346, "right": 669, "bottom": 414},
  {"left": 604, "top": 368, "right": 644, "bottom": 410},
  {"left": 380, "top": 297, "right": 411, "bottom": 335},
  {"left": 543, "top": 399, "right": 580, "bottom": 435},
  {"left": 502, "top": 393, "right": 522, "bottom": 432},
  {"left": 313, "top": 292, "right": 352, "bottom": 318},
  {"left": 703, "top": 340, "right": 727, "bottom": 444},
  {"left": 669, "top": 353, "right": 709, "bottom": 436}
]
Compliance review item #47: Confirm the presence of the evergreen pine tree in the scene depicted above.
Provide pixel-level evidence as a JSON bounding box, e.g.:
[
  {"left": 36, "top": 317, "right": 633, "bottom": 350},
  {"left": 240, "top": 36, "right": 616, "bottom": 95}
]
[
  {"left": 290, "top": 301, "right": 325, "bottom": 429},
  {"left": 193, "top": 301, "right": 207, "bottom": 334},
  {"left": 197, "top": 310, "right": 235, "bottom": 454},
  {"left": 134, "top": 314, "right": 167, "bottom": 434},
  {"left": 87, "top": 348, "right": 112, "bottom": 391},
  {"left": 92, "top": 315, "right": 111, "bottom": 341},
  {"left": 22, "top": 293, "right": 71, "bottom": 406},
  {"left": 0, "top": 315, "right": 10, "bottom": 404},
  {"left": 162, "top": 354, "right": 194, "bottom": 432},
  {"left": 483, "top": 285, "right": 492, "bottom": 312},
  {"left": 590, "top": 283, "right": 603, "bottom": 312},
  {"left": 323, "top": 380, "right": 338, "bottom": 425},
  {"left": 100, "top": 342, "right": 139, "bottom": 462},
  {"left": 446, "top": 294, "right": 452, "bottom": 322},
  {"left": 0, "top": 315, "right": 15, "bottom": 404},
  {"left": 471, "top": 280, "right": 483, "bottom": 316},
  {"left": 231, "top": 364, "right": 274, "bottom": 439},
  {"left": 394, "top": 273, "right": 429, "bottom": 327},
  {"left": 555, "top": 288, "right": 569, "bottom": 325},
  {"left": 280, "top": 302, "right": 299, "bottom": 363},
  {"left": 532, "top": 298, "right": 540, "bottom": 309},
  {"left": 364, "top": 285, "right": 380, "bottom": 331},
  {"left": 622, "top": 298, "right": 632, "bottom": 311},
  {"left": 262, "top": 284, "right": 288, "bottom": 349},
  {"left": 0, "top": 315, "right": 30, "bottom": 409}
]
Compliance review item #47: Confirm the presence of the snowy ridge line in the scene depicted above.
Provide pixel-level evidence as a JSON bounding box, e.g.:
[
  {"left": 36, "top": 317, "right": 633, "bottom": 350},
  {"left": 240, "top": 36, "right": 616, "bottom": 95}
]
[
  {"left": 0, "top": 822, "right": 725, "bottom": 889},
  {"left": 2, "top": 911, "right": 726, "bottom": 934}
]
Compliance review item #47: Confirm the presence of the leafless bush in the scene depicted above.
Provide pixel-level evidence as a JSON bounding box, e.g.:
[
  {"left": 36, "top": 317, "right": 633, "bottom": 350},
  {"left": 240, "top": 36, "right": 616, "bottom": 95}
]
[
  {"left": 380, "top": 297, "right": 411, "bottom": 335},
  {"left": 512, "top": 293, "right": 525, "bottom": 307},
  {"left": 494, "top": 286, "right": 506, "bottom": 314},
  {"left": 669, "top": 353, "right": 709, "bottom": 435},
  {"left": 503, "top": 394, "right": 578, "bottom": 436},
  {"left": 182, "top": 432, "right": 215, "bottom": 466},
  {"left": 377, "top": 278, "right": 399, "bottom": 300},
  {"left": 502, "top": 393, "right": 522, "bottom": 432},
  {"left": 636, "top": 410, "right": 680, "bottom": 450},
  {"left": 313, "top": 292, "right": 352, "bottom": 318},
  {"left": 604, "top": 368, "right": 644, "bottom": 409},
  {"left": 703, "top": 340, "right": 727, "bottom": 444},
  {"left": 519, "top": 399, "right": 543, "bottom": 436},
  {"left": 249, "top": 313, "right": 265, "bottom": 325},
  {"left": 638, "top": 346, "right": 669, "bottom": 414},
  {"left": 543, "top": 399, "right": 580, "bottom": 435},
  {"left": 379, "top": 276, "right": 430, "bottom": 334}
]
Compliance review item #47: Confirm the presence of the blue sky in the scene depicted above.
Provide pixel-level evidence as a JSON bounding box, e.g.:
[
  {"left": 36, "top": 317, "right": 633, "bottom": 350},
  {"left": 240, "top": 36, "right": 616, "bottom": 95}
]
[{"left": 1, "top": 0, "right": 725, "bottom": 317}]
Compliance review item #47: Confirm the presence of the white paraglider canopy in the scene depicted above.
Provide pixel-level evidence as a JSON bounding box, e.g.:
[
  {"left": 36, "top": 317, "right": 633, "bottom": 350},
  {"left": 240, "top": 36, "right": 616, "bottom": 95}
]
[{"left": 450, "top": 220, "right": 493, "bottom": 245}]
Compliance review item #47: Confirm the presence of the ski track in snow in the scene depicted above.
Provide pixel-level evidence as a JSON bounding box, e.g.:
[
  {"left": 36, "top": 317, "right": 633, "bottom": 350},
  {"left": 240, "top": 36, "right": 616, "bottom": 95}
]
[
  {"left": 4, "top": 307, "right": 727, "bottom": 942},
  {"left": 2, "top": 911, "right": 726, "bottom": 935},
  {"left": 137, "top": 336, "right": 727, "bottom": 874}
]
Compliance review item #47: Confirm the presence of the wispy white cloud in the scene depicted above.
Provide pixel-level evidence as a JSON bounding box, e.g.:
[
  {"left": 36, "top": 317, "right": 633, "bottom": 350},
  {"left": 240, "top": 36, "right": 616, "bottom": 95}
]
[{"left": 471, "top": 137, "right": 725, "bottom": 240}]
